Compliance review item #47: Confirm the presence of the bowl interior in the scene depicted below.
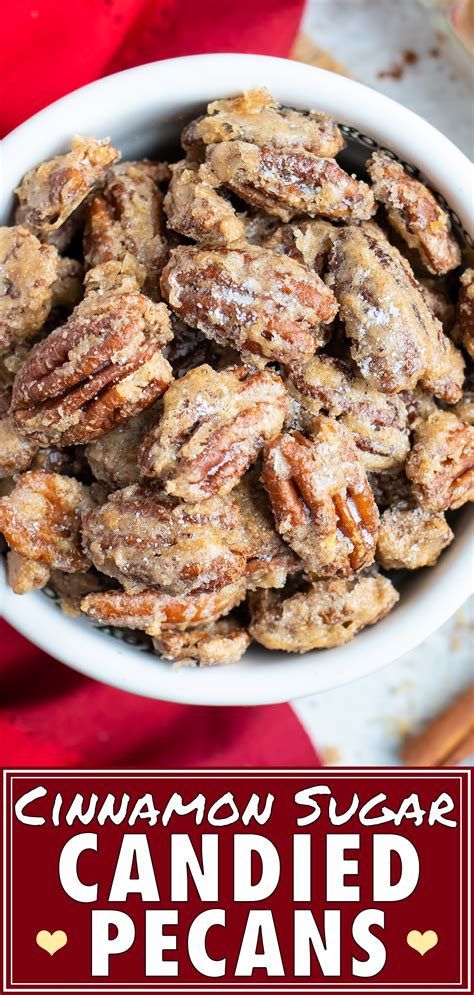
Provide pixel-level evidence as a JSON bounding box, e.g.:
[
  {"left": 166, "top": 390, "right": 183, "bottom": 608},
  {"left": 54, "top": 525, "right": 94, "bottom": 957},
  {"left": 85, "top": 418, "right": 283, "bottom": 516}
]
[{"left": 1, "top": 55, "right": 473, "bottom": 705}]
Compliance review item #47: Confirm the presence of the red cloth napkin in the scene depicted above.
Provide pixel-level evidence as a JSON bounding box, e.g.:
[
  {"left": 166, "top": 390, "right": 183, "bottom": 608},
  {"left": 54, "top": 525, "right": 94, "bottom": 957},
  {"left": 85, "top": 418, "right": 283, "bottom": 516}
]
[{"left": 0, "top": 0, "right": 320, "bottom": 768}]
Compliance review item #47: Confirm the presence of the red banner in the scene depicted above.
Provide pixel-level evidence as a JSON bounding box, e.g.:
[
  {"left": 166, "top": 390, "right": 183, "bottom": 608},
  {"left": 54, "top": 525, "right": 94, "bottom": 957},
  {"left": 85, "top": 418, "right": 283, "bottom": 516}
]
[{"left": 1, "top": 769, "right": 471, "bottom": 992}]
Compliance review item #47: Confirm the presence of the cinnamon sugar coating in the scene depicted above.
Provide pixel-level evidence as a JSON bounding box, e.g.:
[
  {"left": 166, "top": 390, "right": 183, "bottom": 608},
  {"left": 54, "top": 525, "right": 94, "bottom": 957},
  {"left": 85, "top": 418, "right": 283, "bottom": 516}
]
[
  {"left": 161, "top": 243, "right": 337, "bottom": 366},
  {"left": 366, "top": 152, "right": 461, "bottom": 275},
  {"left": 6, "top": 550, "right": 51, "bottom": 594},
  {"left": 182, "top": 88, "right": 345, "bottom": 159},
  {"left": 164, "top": 159, "right": 245, "bottom": 244},
  {"left": 285, "top": 354, "right": 409, "bottom": 471},
  {"left": 406, "top": 409, "right": 474, "bottom": 511},
  {"left": 153, "top": 619, "right": 251, "bottom": 666},
  {"left": 376, "top": 503, "right": 453, "bottom": 570},
  {"left": 11, "top": 290, "right": 173, "bottom": 446},
  {"left": 84, "top": 160, "right": 168, "bottom": 298},
  {"left": 262, "top": 417, "right": 379, "bottom": 577},
  {"left": 249, "top": 574, "right": 399, "bottom": 652},
  {"left": 0, "top": 470, "right": 92, "bottom": 571},
  {"left": 138, "top": 363, "right": 289, "bottom": 498},
  {"left": 15, "top": 136, "right": 120, "bottom": 237},
  {"left": 81, "top": 582, "right": 246, "bottom": 636},
  {"left": 206, "top": 141, "right": 376, "bottom": 223},
  {"left": 0, "top": 226, "right": 59, "bottom": 352},
  {"left": 265, "top": 219, "right": 338, "bottom": 275}
]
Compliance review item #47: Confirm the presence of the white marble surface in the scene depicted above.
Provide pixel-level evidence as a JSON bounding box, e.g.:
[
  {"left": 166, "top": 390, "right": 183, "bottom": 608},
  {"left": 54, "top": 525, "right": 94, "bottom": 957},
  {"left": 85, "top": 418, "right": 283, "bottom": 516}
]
[{"left": 292, "top": 0, "right": 474, "bottom": 766}]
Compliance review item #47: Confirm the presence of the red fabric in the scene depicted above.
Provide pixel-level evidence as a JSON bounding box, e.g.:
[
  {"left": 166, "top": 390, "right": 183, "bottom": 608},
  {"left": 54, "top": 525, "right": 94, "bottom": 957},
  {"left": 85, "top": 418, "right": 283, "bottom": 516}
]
[
  {"left": 0, "top": 0, "right": 304, "bottom": 137},
  {"left": 0, "top": 0, "right": 319, "bottom": 769}
]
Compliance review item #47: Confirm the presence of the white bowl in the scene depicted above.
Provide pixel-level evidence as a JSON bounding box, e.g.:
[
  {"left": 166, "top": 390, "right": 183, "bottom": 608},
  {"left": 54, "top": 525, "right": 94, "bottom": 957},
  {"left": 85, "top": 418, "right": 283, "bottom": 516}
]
[{"left": 1, "top": 54, "right": 473, "bottom": 705}]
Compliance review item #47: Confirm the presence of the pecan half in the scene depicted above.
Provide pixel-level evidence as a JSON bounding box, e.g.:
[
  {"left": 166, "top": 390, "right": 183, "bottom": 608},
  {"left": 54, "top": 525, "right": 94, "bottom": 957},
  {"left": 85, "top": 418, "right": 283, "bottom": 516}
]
[
  {"left": 81, "top": 581, "right": 246, "bottom": 635},
  {"left": 366, "top": 152, "right": 461, "bottom": 275},
  {"left": 84, "top": 160, "right": 168, "bottom": 298},
  {"left": 376, "top": 503, "right": 453, "bottom": 570},
  {"left": 285, "top": 354, "right": 409, "bottom": 471},
  {"left": 15, "top": 136, "right": 120, "bottom": 238},
  {"left": 0, "top": 226, "right": 59, "bottom": 352},
  {"left": 0, "top": 470, "right": 92, "bottom": 571},
  {"left": 206, "top": 142, "right": 376, "bottom": 223},
  {"left": 406, "top": 409, "right": 474, "bottom": 510},
  {"left": 81, "top": 485, "right": 247, "bottom": 595},
  {"left": 326, "top": 223, "right": 464, "bottom": 398},
  {"left": 161, "top": 243, "right": 337, "bottom": 366},
  {"left": 164, "top": 159, "right": 245, "bottom": 244},
  {"left": 249, "top": 574, "right": 399, "bottom": 652},
  {"left": 182, "top": 88, "right": 344, "bottom": 158},
  {"left": 452, "top": 268, "right": 474, "bottom": 360},
  {"left": 139, "top": 363, "right": 289, "bottom": 498},
  {"left": 7, "top": 550, "right": 51, "bottom": 594},
  {"left": 11, "top": 290, "right": 173, "bottom": 446},
  {"left": 262, "top": 417, "right": 379, "bottom": 577},
  {"left": 153, "top": 619, "right": 251, "bottom": 666}
]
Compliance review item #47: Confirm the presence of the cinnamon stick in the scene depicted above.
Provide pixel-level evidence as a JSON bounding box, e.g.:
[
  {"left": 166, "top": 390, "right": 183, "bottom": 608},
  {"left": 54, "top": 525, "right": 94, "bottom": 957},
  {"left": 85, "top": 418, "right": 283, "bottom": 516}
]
[{"left": 401, "top": 685, "right": 474, "bottom": 766}]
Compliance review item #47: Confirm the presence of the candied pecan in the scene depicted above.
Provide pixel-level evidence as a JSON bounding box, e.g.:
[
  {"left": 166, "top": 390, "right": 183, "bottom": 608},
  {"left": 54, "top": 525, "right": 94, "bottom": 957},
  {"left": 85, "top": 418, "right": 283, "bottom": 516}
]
[
  {"left": 0, "top": 226, "right": 58, "bottom": 352},
  {"left": 326, "top": 223, "right": 464, "bottom": 398},
  {"left": 182, "top": 88, "right": 344, "bottom": 158},
  {"left": 452, "top": 268, "right": 474, "bottom": 360},
  {"left": 285, "top": 354, "right": 409, "bottom": 471},
  {"left": 85, "top": 405, "right": 159, "bottom": 488},
  {"left": 7, "top": 550, "right": 50, "bottom": 594},
  {"left": 81, "top": 582, "right": 246, "bottom": 635},
  {"left": 15, "top": 136, "right": 120, "bottom": 237},
  {"left": 420, "top": 320, "right": 465, "bottom": 404},
  {"left": 452, "top": 390, "right": 474, "bottom": 426},
  {"left": 161, "top": 243, "right": 337, "bottom": 366},
  {"left": 83, "top": 254, "right": 147, "bottom": 295},
  {"left": 406, "top": 409, "right": 474, "bottom": 510},
  {"left": 81, "top": 485, "right": 247, "bottom": 595},
  {"left": 11, "top": 290, "right": 173, "bottom": 446},
  {"left": 249, "top": 574, "right": 399, "bottom": 652},
  {"left": 83, "top": 160, "right": 167, "bottom": 298},
  {"left": 0, "top": 405, "right": 39, "bottom": 478},
  {"left": 139, "top": 364, "right": 289, "bottom": 498},
  {"left": 206, "top": 141, "right": 376, "bottom": 223},
  {"left": 164, "top": 160, "right": 245, "bottom": 244},
  {"left": 153, "top": 619, "right": 251, "bottom": 666},
  {"left": 366, "top": 152, "right": 461, "bottom": 275},
  {"left": 400, "top": 387, "right": 438, "bottom": 427},
  {"left": 262, "top": 418, "right": 379, "bottom": 577},
  {"left": 0, "top": 470, "right": 92, "bottom": 571},
  {"left": 265, "top": 219, "right": 338, "bottom": 276},
  {"left": 51, "top": 257, "right": 84, "bottom": 312},
  {"left": 231, "top": 472, "right": 300, "bottom": 589},
  {"left": 376, "top": 503, "right": 453, "bottom": 570}
]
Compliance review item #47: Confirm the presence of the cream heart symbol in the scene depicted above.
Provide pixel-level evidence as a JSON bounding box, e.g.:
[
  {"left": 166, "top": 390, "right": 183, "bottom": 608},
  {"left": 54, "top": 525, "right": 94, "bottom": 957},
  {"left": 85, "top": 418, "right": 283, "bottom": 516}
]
[
  {"left": 407, "top": 930, "right": 438, "bottom": 956},
  {"left": 36, "top": 930, "right": 68, "bottom": 956}
]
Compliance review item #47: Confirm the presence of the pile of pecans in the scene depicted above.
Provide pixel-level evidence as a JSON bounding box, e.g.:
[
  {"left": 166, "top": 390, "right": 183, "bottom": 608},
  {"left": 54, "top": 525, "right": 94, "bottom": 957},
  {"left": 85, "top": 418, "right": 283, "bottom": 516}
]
[{"left": 1, "top": 89, "right": 473, "bottom": 667}]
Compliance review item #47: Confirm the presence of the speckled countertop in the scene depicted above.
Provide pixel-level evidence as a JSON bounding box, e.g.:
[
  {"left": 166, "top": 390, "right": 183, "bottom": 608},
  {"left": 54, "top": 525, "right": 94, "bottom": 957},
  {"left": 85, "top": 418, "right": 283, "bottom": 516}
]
[{"left": 292, "top": 0, "right": 474, "bottom": 766}]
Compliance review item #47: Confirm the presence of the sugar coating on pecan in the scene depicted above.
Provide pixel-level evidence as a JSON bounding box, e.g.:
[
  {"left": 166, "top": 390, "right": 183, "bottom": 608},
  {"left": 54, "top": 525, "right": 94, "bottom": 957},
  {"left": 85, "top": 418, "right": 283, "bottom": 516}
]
[
  {"left": 206, "top": 141, "right": 376, "bottom": 223},
  {"left": 164, "top": 160, "right": 245, "bottom": 244},
  {"left": 11, "top": 290, "right": 173, "bottom": 446},
  {"left": 231, "top": 473, "right": 300, "bottom": 590},
  {"left": 0, "top": 226, "right": 59, "bottom": 352},
  {"left": 420, "top": 319, "right": 465, "bottom": 404},
  {"left": 83, "top": 160, "right": 167, "bottom": 298},
  {"left": 161, "top": 243, "right": 337, "bottom": 366},
  {"left": 326, "top": 223, "right": 463, "bottom": 398},
  {"left": 453, "top": 268, "right": 474, "bottom": 360},
  {"left": 262, "top": 418, "right": 379, "bottom": 577},
  {"left": 81, "top": 582, "right": 246, "bottom": 635},
  {"left": 83, "top": 254, "right": 147, "bottom": 296},
  {"left": 82, "top": 485, "right": 247, "bottom": 595},
  {"left": 15, "top": 136, "right": 120, "bottom": 237},
  {"left": 85, "top": 405, "right": 159, "bottom": 488},
  {"left": 249, "top": 574, "right": 399, "bottom": 652},
  {"left": 366, "top": 152, "right": 461, "bottom": 275},
  {"left": 139, "top": 363, "right": 289, "bottom": 498},
  {"left": 182, "top": 88, "right": 345, "bottom": 159},
  {"left": 452, "top": 390, "right": 474, "bottom": 426},
  {"left": 7, "top": 550, "right": 51, "bottom": 594},
  {"left": 400, "top": 387, "right": 438, "bottom": 427},
  {"left": 285, "top": 354, "right": 410, "bottom": 471},
  {"left": 406, "top": 409, "right": 474, "bottom": 511},
  {"left": 265, "top": 219, "right": 338, "bottom": 276},
  {"left": 153, "top": 619, "right": 251, "bottom": 666},
  {"left": 0, "top": 470, "right": 92, "bottom": 571},
  {"left": 376, "top": 503, "right": 453, "bottom": 570}
]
